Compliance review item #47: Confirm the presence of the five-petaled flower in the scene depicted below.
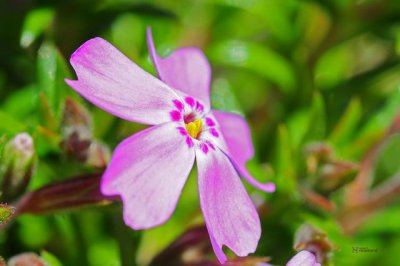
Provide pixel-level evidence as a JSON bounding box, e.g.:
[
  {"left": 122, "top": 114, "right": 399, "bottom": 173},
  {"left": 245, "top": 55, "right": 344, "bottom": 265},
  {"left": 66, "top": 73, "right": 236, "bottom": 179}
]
[{"left": 66, "top": 28, "right": 275, "bottom": 264}]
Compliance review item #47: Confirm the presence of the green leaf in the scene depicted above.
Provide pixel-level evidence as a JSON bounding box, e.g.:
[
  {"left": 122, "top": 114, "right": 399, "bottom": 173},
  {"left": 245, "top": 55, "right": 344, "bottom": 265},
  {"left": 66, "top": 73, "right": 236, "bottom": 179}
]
[
  {"left": 210, "top": 78, "right": 243, "bottom": 115},
  {"left": 329, "top": 98, "right": 362, "bottom": 146},
  {"left": 208, "top": 40, "right": 296, "bottom": 92},
  {"left": 214, "top": 0, "right": 297, "bottom": 45},
  {"left": 88, "top": 238, "right": 120, "bottom": 266},
  {"left": 348, "top": 87, "right": 400, "bottom": 159},
  {"left": 315, "top": 44, "right": 350, "bottom": 90},
  {"left": 111, "top": 13, "right": 144, "bottom": 60},
  {"left": 37, "top": 41, "right": 72, "bottom": 128},
  {"left": 0, "top": 111, "right": 26, "bottom": 134},
  {"left": 374, "top": 133, "right": 400, "bottom": 185},
  {"left": 1, "top": 85, "right": 37, "bottom": 119},
  {"left": 274, "top": 124, "right": 296, "bottom": 193},
  {"left": 287, "top": 108, "right": 310, "bottom": 149},
  {"left": 41, "top": 250, "right": 63, "bottom": 266},
  {"left": 20, "top": 8, "right": 54, "bottom": 48},
  {"left": 302, "top": 91, "right": 326, "bottom": 142},
  {"left": 361, "top": 87, "right": 400, "bottom": 136}
]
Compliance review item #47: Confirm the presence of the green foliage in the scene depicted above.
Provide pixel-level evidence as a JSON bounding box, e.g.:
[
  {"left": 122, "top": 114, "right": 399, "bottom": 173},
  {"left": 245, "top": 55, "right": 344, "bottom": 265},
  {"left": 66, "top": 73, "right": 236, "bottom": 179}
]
[{"left": 20, "top": 8, "right": 55, "bottom": 48}]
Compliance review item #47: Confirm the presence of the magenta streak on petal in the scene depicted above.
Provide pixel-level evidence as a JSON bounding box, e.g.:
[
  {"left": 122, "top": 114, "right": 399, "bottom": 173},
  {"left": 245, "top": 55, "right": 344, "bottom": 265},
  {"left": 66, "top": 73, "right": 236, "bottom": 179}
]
[
  {"left": 186, "top": 137, "right": 194, "bottom": 148},
  {"left": 200, "top": 143, "right": 209, "bottom": 154},
  {"left": 170, "top": 110, "right": 182, "bottom": 121},
  {"left": 196, "top": 147, "right": 261, "bottom": 263},
  {"left": 66, "top": 37, "right": 181, "bottom": 126},
  {"left": 146, "top": 28, "right": 211, "bottom": 110},
  {"left": 185, "top": 96, "right": 195, "bottom": 107},
  {"left": 196, "top": 101, "right": 204, "bottom": 112},
  {"left": 177, "top": 127, "right": 188, "bottom": 136},
  {"left": 209, "top": 128, "right": 219, "bottom": 138},
  {"left": 205, "top": 117, "right": 215, "bottom": 127},
  {"left": 212, "top": 110, "right": 275, "bottom": 193},
  {"left": 209, "top": 231, "right": 228, "bottom": 264},
  {"left": 206, "top": 140, "right": 215, "bottom": 150},
  {"left": 101, "top": 123, "right": 195, "bottom": 229},
  {"left": 173, "top": 99, "right": 184, "bottom": 111}
]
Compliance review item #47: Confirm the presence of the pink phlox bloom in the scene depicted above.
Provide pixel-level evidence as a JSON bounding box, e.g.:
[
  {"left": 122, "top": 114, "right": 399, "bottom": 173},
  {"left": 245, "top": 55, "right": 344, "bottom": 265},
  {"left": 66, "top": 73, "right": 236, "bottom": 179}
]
[
  {"left": 65, "top": 28, "right": 275, "bottom": 264},
  {"left": 286, "top": 250, "right": 321, "bottom": 266}
]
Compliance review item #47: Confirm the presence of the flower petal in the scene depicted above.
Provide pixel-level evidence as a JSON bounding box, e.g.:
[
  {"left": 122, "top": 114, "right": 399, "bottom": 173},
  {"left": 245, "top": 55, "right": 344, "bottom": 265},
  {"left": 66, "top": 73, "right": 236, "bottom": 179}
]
[
  {"left": 287, "top": 250, "right": 321, "bottom": 266},
  {"left": 101, "top": 123, "right": 195, "bottom": 229},
  {"left": 66, "top": 37, "right": 180, "bottom": 125},
  {"left": 196, "top": 147, "right": 261, "bottom": 263},
  {"left": 147, "top": 28, "right": 211, "bottom": 110},
  {"left": 212, "top": 110, "right": 275, "bottom": 192}
]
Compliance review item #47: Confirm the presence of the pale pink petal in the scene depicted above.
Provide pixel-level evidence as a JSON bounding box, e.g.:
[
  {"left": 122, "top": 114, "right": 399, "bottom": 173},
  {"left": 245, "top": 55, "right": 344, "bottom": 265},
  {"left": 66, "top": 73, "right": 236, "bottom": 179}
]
[
  {"left": 66, "top": 37, "right": 181, "bottom": 125},
  {"left": 196, "top": 147, "right": 261, "bottom": 264},
  {"left": 101, "top": 123, "right": 195, "bottom": 229},
  {"left": 212, "top": 110, "right": 275, "bottom": 192},
  {"left": 147, "top": 28, "right": 211, "bottom": 110},
  {"left": 287, "top": 250, "right": 321, "bottom": 266}
]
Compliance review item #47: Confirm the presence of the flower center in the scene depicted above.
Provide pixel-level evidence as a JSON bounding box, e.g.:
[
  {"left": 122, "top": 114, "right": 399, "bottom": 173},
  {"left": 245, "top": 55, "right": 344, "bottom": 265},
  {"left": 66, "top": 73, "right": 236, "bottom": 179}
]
[{"left": 185, "top": 119, "right": 203, "bottom": 139}]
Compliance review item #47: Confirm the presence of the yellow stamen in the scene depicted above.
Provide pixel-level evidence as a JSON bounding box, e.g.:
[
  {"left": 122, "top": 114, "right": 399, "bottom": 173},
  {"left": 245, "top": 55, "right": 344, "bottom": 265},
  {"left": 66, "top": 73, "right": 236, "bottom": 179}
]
[{"left": 185, "top": 119, "right": 203, "bottom": 139}]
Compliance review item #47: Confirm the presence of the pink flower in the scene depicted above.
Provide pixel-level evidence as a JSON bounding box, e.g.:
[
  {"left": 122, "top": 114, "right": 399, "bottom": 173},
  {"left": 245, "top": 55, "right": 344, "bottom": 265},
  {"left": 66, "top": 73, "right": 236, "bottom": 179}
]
[
  {"left": 66, "top": 28, "right": 275, "bottom": 263},
  {"left": 286, "top": 250, "right": 321, "bottom": 266}
]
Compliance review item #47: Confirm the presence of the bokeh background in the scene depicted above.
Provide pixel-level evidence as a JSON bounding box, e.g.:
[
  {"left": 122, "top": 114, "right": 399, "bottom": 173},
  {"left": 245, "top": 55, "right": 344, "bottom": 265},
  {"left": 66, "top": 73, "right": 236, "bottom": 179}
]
[{"left": 1, "top": 0, "right": 400, "bottom": 265}]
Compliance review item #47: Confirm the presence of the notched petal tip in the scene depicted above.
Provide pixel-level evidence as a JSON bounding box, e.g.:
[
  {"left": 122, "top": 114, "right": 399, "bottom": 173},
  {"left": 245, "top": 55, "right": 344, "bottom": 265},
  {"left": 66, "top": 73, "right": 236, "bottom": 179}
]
[
  {"left": 197, "top": 148, "right": 261, "bottom": 264},
  {"left": 209, "top": 234, "right": 228, "bottom": 264},
  {"left": 120, "top": 194, "right": 170, "bottom": 231}
]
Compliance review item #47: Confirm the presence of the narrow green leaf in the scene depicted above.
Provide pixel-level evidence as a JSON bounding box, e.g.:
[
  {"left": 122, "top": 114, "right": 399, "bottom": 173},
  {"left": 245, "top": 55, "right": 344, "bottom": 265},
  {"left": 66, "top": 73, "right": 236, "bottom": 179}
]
[
  {"left": 302, "top": 91, "right": 326, "bottom": 143},
  {"left": 0, "top": 111, "right": 25, "bottom": 134},
  {"left": 1, "top": 85, "right": 37, "bottom": 119},
  {"left": 374, "top": 134, "right": 400, "bottom": 186},
  {"left": 37, "top": 41, "right": 72, "bottom": 127},
  {"left": 20, "top": 8, "right": 54, "bottom": 48},
  {"left": 208, "top": 40, "right": 296, "bottom": 92},
  {"left": 361, "top": 87, "right": 400, "bottom": 136},
  {"left": 210, "top": 78, "right": 243, "bottom": 115},
  {"left": 41, "top": 250, "right": 63, "bottom": 266},
  {"left": 111, "top": 13, "right": 144, "bottom": 60},
  {"left": 274, "top": 124, "right": 296, "bottom": 193},
  {"left": 287, "top": 109, "right": 310, "bottom": 149},
  {"left": 315, "top": 44, "right": 349, "bottom": 90},
  {"left": 329, "top": 98, "right": 362, "bottom": 145}
]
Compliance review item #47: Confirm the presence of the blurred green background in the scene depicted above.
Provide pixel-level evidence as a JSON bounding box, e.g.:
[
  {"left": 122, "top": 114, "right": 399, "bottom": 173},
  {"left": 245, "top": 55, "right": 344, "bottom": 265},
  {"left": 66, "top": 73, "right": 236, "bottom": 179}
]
[{"left": 1, "top": 0, "right": 400, "bottom": 265}]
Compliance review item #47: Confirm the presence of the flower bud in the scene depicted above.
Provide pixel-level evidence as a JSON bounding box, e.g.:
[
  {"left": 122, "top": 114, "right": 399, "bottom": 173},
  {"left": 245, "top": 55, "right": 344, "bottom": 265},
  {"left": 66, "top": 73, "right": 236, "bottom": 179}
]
[
  {"left": 60, "top": 97, "right": 92, "bottom": 162},
  {"left": 304, "top": 142, "right": 333, "bottom": 175},
  {"left": 316, "top": 161, "right": 358, "bottom": 193},
  {"left": 0, "top": 133, "right": 35, "bottom": 201},
  {"left": 86, "top": 141, "right": 110, "bottom": 168},
  {"left": 7, "top": 253, "right": 46, "bottom": 266},
  {"left": 0, "top": 203, "right": 15, "bottom": 226},
  {"left": 294, "top": 224, "right": 334, "bottom": 264}
]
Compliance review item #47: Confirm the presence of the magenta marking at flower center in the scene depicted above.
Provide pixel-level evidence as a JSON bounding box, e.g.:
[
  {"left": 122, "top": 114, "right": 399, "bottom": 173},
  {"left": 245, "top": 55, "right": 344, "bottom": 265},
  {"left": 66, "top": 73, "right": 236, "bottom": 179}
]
[{"left": 171, "top": 96, "right": 219, "bottom": 153}]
